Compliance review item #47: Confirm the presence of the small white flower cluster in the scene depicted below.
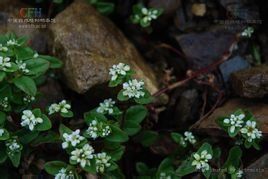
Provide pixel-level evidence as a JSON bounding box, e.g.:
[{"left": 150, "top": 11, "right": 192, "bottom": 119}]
[
  {"left": 95, "top": 152, "right": 111, "bottom": 173},
  {"left": 16, "top": 60, "right": 29, "bottom": 73},
  {"left": 0, "top": 56, "right": 11, "bottom": 71},
  {"left": 184, "top": 131, "right": 197, "bottom": 144},
  {"left": 159, "top": 172, "right": 172, "bottom": 179},
  {"left": 7, "top": 39, "right": 20, "bottom": 46},
  {"left": 96, "top": 98, "right": 115, "bottom": 114},
  {"left": 6, "top": 139, "right": 21, "bottom": 154},
  {"left": 141, "top": 8, "right": 159, "bottom": 24},
  {"left": 0, "top": 129, "right": 5, "bottom": 136},
  {"left": 33, "top": 53, "right": 39, "bottom": 58},
  {"left": 48, "top": 100, "right": 71, "bottom": 115},
  {"left": 62, "top": 129, "right": 85, "bottom": 149},
  {"left": 55, "top": 168, "right": 74, "bottom": 179},
  {"left": 70, "top": 144, "right": 94, "bottom": 168},
  {"left": 86, "top": 120, "right": 111, "bottom": 139},
  {"left": 236, "top": 169, "right": 243, "bottom": 178},
  {"left": 240, "top": 121, "right": 262, "bottom": 142},
  {"left": 0, "top": 44, "right": 8, "bottom": 52},
  {"left": 192, "top": 150, "right": 212, "bottom": 172},
  {"left": 122, "top": 79, "right": 145, "bottom": 99},
  {"left": 21, "top": 110, "right": 43, "bottom": 131},
  {"left": 0, "top": 97, "right": 9, "bottom": 109},
  {"left": 223, "top": 113, "right": 245, "bottom": 133},
  {"left": 23, "top": 95, "right": 35, "bottom": 103},
  {"left": 241, "top": 27, "right": 254, "bottom": 38},
  {"left": 109, "top": 63, "right": 130, "bottom": 81}
]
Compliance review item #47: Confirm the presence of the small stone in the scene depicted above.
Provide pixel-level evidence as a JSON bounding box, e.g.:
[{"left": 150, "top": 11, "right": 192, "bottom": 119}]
[
  {"left": 231, "top": 65, "right": 268, "bottom": 98},
  {"left": 191, "top": 3, "right": 206, "bottom": 17},
  {"left": 219, "top": 56, "right": 250, "bottom": 82},
  {"left": 49, "top": 0, "right": 159, "bottom": 94}
]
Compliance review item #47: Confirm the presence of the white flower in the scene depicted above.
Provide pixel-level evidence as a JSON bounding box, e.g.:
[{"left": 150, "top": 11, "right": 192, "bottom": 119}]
[
  {"left": 236, "top": 169, "right": 243, "bottom": 178},
  {"left": 7, "top": 39, "right": 20, "bottom": 46},
  {"left": 96, "top": 98, "right": 115, "bottom": 114},
  {"left": 70, "top": 144, "right": 94, "bottom": 168},
  {"left": 0, "top": 97, "right": 9, "bottom": 109},
  {"left": 223, "top": 114, "right": 245, "bottom": 133},
  {"left": 0, "top": 44, "right": 8, "bottom": 52},
  {"left": 159, "top": 172, "right": 171, "bottom": 179},
  {"left": 192, "top": 150, "right": 212, "bottom": 172},
  {"left": 16, "top": 60, "right": 29, "bottom": 73},
  {"left": 241, "top": 27, "right": 254, "bottom": 38},
  {"left": 23, "top": 95, "right": 35, "bottom": 103},
  {"left": 240, "top": 120, "right": 262, "bottom": 142},
  {"left": 58, "top": 100, "right": 71, "bottom": 113},
  {"left": 62, "top": 129, "right": 85, "bottom": 149},
  {"left": 5, "top": 139, "right": 22, "bottom": 154},
  {"left": 0, "top": 56, "right": 11, "bottom": 71},
  {"left": 141, "top": 8, "right": 159, "bottom": 23},
  {"left": 33, "top": 53, "right": 39, "bottom": 58},
  {"left": 95, "top": 152, "right": 111, "bottom": 173},
  {"left": 20, "top": 110, "right": 43, "bottom": 131},
  {"left": 55, "top": 168, "right": 74, "bottom": 179},
  {"left": 0, "top": 129, "right": 5, "bottom": 136},
  {"left": 109, "top": 63, "right": 130, "bottom": 81},
  {"left": 184, "top": 131, "right": 196, "bottom": 144},
  {"left": 86, "top": 120, "right": 111, "bottom": 139},
  {"left": 48, "top": 100, "right": 71, "bottom": 115},
  {"left": 122, "top": 79, "right": 145, "bottom": 99}
]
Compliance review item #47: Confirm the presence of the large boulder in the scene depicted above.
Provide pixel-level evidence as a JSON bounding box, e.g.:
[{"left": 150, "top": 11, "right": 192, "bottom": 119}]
[
  {"left": 49, "top": 0, "right": 159, "bottom": 94},
  {"left": 231, "top": 65, "right": 268, "bottom": 98}
]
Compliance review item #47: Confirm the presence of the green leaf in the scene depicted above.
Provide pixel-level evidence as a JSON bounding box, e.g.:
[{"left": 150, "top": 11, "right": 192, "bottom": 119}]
[
  {"left": 104, "top": 145, "right": 125, "bottom": 161},
  {"left": 135, "top": 130, "right": 158, "bottom": 147},
  {"left": 19, "top": 130, "right": 39, "bottom": 144},
  {"left": 32, "top": 131, "right": 60, "bottom": 146},
  {"left": 125, "top": 105, "right": 148, "bottom": 124},
  {"left": 197, "top": 143, "right": 213, "bottom": 155},
  {"left": 84, "top": 111, "right": 107, "bottom": 125},
  {"left": 44, "top": 161, "right": 67, "bottom": 175},
  {"left": 7, "top": 151, "right": 21, "bottom": 167},
  {"left": 25, "top": 59, "right": 50, "bottom": 75},
  {"left": 105, "top": 125, "right": 129, "bottom": 143},
  {"left": 0, "top": 129, "right": 9, "bottom": 140},
  {"left": 171, "top": 132, "right": 183, "bottom": 144},
  {"left": 136, "top": 162, "right": 149, "bottom": 175},
  {"left": 123, "top": 120, "right": 141, "bottom": 136},
  {"left": 0, "top": 112, "right": 6, "bottom": 125},
  {"left": 134, "top": 90, "right": 154, "bottom": 104},
  {"left": 59, "top": 124, "right": 72, "bottom": 136},
  {"left": 117, "top": 90, "right": 129, "bottom": 101},
  {"left": 223, "top": 146, "right": 242, "bottom": 168},
  {"left": 157, "top": 158, "right": 173, "bottom": 176},
  {"left": 176, "top": 158, "right": 196, "bottom": 177},
  {"left": 0, "top": 147, "right": 7, "bottom": 163},
  {"left": 96, "top": 2, "right": 115, "bottom": 15},
  {"left": 39, "top": 55, "right": 63, "bottom": 69},
  {"left": 60, "top": 111, "right": 74, "bottom": 118},
  {"left": 203, "top": 166, "right": 212, "bottom": 179},
  {"left": 35, "top": 114, "right": 52, "bottom": 131},
  {"left": 13, "top": 76, "right": 37, "bottom": 96},
  {"left": 0, "top": 72, "right": 6, "bottom": 82}
]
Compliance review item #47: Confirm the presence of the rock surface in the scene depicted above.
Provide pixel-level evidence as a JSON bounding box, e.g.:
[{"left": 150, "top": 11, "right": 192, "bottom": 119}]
[
  {"left": 219, "top": 55, "right": 250, "bottom": 82},
  {"left": 175, "top": 27, "right": 237, "bottom": 69},
  {"left": 49, "top": 0, "right": 159, "bottom": 94},
  {"left": 0, "top": 0, "right": 49, "bottom": 53},
  {"left": 191, "top": 98, "right": 268, "bottom": 138},
  {"left": 244, "top": 154, "right": 268, "bottom": 179},
  {"left": 231, "top": 65, "right": 268, "bottom": 98}
]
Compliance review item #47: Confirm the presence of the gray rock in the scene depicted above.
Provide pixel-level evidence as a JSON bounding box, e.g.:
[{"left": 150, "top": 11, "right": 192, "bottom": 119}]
[
  {"left": 231, "top": 65, "right": 268, "bottom": 98},
  {"left": 219, "top": 55, "right": 250, "bottom": 82},
  {"left": 244, "top": 154, "right": 268, "bottom": 179},
  {"left": 49, "top": 0, "right": 159, "bottom": 94}
]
